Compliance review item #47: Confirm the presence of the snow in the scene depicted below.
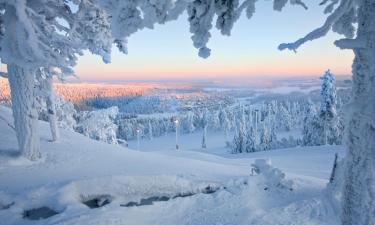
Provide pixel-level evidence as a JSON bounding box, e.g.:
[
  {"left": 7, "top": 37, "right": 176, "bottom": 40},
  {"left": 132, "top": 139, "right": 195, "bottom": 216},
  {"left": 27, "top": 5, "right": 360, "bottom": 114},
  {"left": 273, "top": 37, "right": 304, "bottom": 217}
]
[{"left": 0, "top": 105, "right": 345, "bottom": 225}]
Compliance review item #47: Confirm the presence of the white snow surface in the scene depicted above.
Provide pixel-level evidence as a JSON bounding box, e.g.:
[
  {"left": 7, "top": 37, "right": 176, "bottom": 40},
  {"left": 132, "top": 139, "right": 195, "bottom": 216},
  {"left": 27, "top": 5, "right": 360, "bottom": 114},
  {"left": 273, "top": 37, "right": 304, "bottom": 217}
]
[{"left": 0, "top": 105, "right": 344, "bottom": 225}]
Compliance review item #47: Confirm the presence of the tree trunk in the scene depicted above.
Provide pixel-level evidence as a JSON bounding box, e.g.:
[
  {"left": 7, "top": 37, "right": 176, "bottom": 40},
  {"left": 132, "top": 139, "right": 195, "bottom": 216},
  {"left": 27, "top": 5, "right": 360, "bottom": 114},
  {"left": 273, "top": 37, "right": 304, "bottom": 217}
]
[
  {"left": 7, "top": 64, "right": 40, "bottom": 161},
  {"left": 45, "top": 76, "right": 60, "bottom": 142},
  {"left": 342, "top": 0, "right": 375, "bottom": 224}
]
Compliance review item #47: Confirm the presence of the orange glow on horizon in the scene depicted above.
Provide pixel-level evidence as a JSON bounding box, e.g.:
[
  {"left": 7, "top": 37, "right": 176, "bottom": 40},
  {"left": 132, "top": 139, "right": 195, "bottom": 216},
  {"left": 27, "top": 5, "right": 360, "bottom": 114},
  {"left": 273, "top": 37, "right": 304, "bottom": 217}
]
[{"left": 75, "top": 57, "right": 352, "bottom": 81}]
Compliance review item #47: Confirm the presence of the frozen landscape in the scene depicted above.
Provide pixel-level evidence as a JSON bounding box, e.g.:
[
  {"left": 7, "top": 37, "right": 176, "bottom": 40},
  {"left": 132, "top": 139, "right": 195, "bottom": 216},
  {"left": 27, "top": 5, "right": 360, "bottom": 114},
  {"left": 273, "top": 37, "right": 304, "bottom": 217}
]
[
  {"left": 0, "top": 0, "right": 374, "bottom": 225},
  {"left": 0, "top": 104, "right": 345, "bottom": 225},
  {"left": 0, "top": 76, "right": 350, "bottom": 225}
]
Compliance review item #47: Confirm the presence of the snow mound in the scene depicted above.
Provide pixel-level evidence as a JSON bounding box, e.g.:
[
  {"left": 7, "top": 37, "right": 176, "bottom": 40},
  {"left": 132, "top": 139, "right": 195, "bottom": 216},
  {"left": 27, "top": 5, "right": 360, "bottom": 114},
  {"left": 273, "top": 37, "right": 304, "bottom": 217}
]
[{"left": 252, "top": 159, "right": 294, "bottom": 191}]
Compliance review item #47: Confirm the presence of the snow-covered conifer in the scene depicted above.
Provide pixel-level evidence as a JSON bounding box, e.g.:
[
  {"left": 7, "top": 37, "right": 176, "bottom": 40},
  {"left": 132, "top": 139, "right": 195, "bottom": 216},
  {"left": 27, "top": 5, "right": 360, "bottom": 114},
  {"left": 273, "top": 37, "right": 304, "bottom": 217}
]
[
  {"left": 302, "top": 100, "right": 322, "bottom": 146},
  {"left": 245, "top": 126, "right": 256, "bottom": 152},
  {"left": 184, "top": 111, "right": 196, "bottom": 133},
  {"left": 231, "top": 120, "right": 246, "bottom": 153},
  {"left": 319, "top": 70, "right": 341, "bottom": 145},
  {"left": 259, "top": 124, "right": 271, "bottom": 151},
  {"left": 219, "top": 108, "right": 231, "bottom": 146}
]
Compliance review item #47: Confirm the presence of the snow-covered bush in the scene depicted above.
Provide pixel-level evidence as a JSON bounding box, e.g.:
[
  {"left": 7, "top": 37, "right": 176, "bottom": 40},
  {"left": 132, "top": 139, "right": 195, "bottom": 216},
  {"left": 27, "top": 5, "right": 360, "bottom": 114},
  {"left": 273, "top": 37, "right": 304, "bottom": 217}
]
[
  {"left": 251, "top": 159, "right": 293, "bottom": 191},
  {"left": 76, "top": 107, "right": 119, "bottom": 144},
  {"left": 277, "top": 136, "right": 300, "bottom": 149}
]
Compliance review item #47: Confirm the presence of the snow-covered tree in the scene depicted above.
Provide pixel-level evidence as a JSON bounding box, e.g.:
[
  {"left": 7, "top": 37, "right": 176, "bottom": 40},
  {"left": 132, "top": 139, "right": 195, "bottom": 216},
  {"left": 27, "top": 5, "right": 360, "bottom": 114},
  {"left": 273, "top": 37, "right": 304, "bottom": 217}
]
[
  {"left": 201, "top": 108, "right": 209, "bottom": 148},
  {"left": 302, "top": 100, "right": 322, "bottom": 146},
  {"left": 269, "top": 121, "right": 278, "bottom": 149},
  {"left": 219, "top": 108, "right": 231, "bottom": 146},
  {"left": 147, "top": 120, "right": 153, "bottom": 140},
  {"left": 259, "top": 124, "right": 271, "bottom": 151},
  {"left": 278, "top": 1, "right": 375, "bottom": 222},
  {"left": 232, "top": 106, "right": 247, "bottom": 153},
  {"left": 0, "top": 0, "right": 184, "bottom": 159},
  {"left": 277, "top": 103, "right": 292, "bottom": 131},
  {"left": 183, "top": 111, "right": 195, "bottom": 133},
  {"left": 35, "top": 68, "right": 63, "bottom": 142},
  {"left": 319, "top": 70, "right": 341, "bottom": 145},
  {"left": 231, "top": 120, "right": 246, "bottom": 153},
  {"left": 245, "top": 126, "right": 256, "bottom": 153},
  {"left": 1, "top": 0, "right": 374, "bottom": 222},
  {"left": 76, "top": 106, "right": 119, "bottom": 144},
  {"left": 54, "top": 96, "right": 77, "bottom": 131},
  {"left": 209, "top": 111, "right": 221, "bottom": 131},
  {"left": 0, "top": 0, "right": 113, "bottom": 160}
]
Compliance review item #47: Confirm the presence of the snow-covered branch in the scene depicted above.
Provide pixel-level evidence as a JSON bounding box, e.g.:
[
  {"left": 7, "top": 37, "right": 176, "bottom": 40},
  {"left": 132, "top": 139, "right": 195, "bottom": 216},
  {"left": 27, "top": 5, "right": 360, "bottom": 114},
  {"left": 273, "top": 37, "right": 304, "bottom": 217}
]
[
  {"left": 278, "top": 0, "right": 352, "bottom": 52},
  {"left": 334, "top": 37, "right": 366, "bottom": 49}
]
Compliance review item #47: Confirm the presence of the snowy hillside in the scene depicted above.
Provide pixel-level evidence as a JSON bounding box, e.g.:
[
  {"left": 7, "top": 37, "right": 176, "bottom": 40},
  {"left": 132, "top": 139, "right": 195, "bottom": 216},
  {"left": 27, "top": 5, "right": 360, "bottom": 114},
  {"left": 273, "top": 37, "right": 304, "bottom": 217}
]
[{"left": 0, "top": 105, "right": 344, "bottom": 225}]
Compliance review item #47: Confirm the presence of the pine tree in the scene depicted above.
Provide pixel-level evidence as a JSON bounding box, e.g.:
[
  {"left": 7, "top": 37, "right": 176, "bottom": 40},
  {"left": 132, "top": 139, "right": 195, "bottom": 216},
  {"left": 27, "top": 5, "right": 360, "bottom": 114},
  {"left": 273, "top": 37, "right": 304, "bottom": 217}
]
[
  {"left": 185, "top": 111, "right": 196, "bottom": 133},
  {"left": 302, "top": 100, "right": 323, "bottom": 146},
  {"left": 245, "top": 126, "right": 256, "bottom": 152},
  {"left": 232, "top": 107, "right": 247, "bottom": 153},
  {"left": 319, "top": 70, "right": 341, "bottom": 145},
  {"left": 232, "top": 121, "right": 246, "bottom": 153},
  {"left": 259, "top": 124, "right": 271, "bottom": 151},
  {"left": 269, "top": 118, "right": 278, "bottom": 149}
]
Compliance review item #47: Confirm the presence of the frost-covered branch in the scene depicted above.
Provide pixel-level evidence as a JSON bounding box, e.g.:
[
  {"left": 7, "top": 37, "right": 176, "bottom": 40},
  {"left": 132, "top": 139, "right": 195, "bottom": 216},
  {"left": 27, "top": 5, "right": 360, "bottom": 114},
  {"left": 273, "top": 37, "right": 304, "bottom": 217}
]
[
  {"left": 334, "top": 37, "right": 366, "bottom": 49},
  {"left": 278, "top": 0, "right": 353, "bottom": 52},
  {"left": 290, "top": 0, "right": 308, "bottom": 10}
]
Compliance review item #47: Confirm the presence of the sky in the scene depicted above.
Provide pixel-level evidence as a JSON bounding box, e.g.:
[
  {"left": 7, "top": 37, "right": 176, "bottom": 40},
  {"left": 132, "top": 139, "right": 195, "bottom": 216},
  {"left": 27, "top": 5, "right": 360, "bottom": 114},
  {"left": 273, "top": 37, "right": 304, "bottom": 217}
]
[{"left": 72, "top": 1, "right": 354, "bottom": 82}]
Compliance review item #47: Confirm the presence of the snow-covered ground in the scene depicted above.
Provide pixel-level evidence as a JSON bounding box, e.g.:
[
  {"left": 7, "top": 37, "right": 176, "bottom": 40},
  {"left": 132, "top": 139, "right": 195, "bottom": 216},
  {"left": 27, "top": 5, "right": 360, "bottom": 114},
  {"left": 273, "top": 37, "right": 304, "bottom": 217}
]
[{"left": 0, "top": 105, "right": 344, "bottom": 225}]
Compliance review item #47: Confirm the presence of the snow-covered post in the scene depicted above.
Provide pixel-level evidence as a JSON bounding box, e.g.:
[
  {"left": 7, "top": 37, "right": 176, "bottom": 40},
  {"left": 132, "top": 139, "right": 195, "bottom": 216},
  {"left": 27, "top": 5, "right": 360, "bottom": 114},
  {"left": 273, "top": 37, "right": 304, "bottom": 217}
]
[
  {"left": 254, "top": 109, "right": 258, "bottom": 131},
  {"left": 202, "top": 125, "right": 207, "bottom": 149},
  {"left": 136, "top": 128, "right": 141, "bottom": 151},
  {"left": 267, "top": 104, "right": 271, "bottom": 127},
  {"left": 7, "top": 65, "right": 40, "bottom": 160},
  {"left": 174, "top": 118, "right": 179, "bottom": 150},
  {"left": 201, "top": 108, "right": 209, "bottom": 149}
]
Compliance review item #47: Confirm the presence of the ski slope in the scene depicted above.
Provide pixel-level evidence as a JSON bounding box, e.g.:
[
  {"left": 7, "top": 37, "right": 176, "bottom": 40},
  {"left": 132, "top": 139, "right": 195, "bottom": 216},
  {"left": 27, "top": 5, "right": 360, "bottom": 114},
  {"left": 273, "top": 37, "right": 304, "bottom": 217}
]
[{"left": 0, "top": 106, "right": 344, "bottom": 225}]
